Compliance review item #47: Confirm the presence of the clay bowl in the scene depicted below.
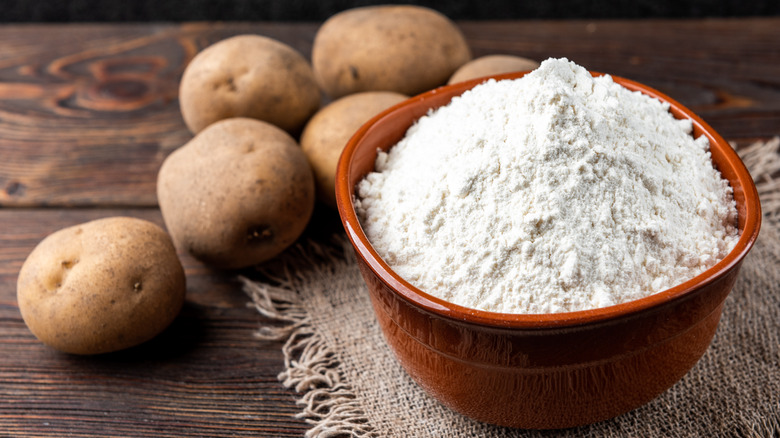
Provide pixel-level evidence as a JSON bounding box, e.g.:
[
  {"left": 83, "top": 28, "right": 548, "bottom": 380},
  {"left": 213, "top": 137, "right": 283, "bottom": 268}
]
[{"left": 334, "top": 71, "right": 761, "bottom": 429}]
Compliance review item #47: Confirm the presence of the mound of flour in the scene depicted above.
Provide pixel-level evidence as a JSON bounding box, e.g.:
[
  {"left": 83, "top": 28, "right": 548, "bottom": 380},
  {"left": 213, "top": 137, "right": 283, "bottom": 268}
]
[{"left": 356, "top": 58, "right": 739, "bottom": 314}]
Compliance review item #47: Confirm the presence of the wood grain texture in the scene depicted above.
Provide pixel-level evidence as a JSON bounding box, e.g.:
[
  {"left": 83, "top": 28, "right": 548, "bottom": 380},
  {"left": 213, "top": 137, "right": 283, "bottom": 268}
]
[
  {"left": 459, "top": 18, "right": 780, "bottom": 142},
  {"left": 0, "top": 20, "right": 778, "bottom": 207},
  {"left": 0, "top": 19, "right": 778, "bottom": 437},
  {"left": 0, "top": 208, "right": 312, "bottom": 437},
  {"left": 0, "top": 23, "right": 318, "bottom": 208}
]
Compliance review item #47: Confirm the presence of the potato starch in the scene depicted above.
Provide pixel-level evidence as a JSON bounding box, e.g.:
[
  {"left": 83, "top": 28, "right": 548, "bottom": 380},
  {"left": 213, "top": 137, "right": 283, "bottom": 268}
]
[{"left": 356, "top": 58, "right": 739, "bottom": 314}]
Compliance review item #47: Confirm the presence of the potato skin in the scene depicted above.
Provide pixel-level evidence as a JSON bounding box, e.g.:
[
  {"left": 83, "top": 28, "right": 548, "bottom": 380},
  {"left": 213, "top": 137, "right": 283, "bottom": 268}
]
[
  {"left": 180, "top": 34, "right": 321, "bottom": 134},
  {"left": 16, "top": 217, "right": 186, "bottom": 355},
  {"left": 448, "top": 55, "right": 541, "bottom": 84},
  {"left": 157, "top": 117, "right": 315, "bottom": 269},
  {"left": 301, "top": 91, "right": 408, "bottom": 207},
  {"left": 312, "top": 5, "right": 472, "bottom": 99}
]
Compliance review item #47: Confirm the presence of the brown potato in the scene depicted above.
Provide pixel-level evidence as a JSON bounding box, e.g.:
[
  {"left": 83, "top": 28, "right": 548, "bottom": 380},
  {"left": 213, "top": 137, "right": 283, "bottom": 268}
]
[
  {"left": 157, "top": 117, "right": 314, "bottom": 269},
  {"left": 312, "top": 5, "right": 471, "bottom": 99},
  {"left": 448, "top": 55, "right": 541, "bottom": 84},
  {"left": 179, "top": 34, "right": 321, "bottom": 134},
  {"left": 301, "top": 91, "right": 408, "bottom": 207},
  {"left": 16, "top": 217, "right": 186, "bottom": 355}
]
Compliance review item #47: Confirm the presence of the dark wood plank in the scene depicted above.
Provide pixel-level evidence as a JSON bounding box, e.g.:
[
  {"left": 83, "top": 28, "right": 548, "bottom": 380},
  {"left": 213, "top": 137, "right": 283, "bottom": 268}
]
[
  {"left": 460, "top": 18, "right": 780, "bottom": 143},
  {"left": 0, "top": 208, "right": 311, "bottom": 437},
  {"left": 0, "top": 20, "right": 778, "bottom": 208},
  {"left": 0, "top": 19, "right": 778, "bottom": 437},
  {"left": 0, "top": 23, "right": 317, "bottom": 208}
]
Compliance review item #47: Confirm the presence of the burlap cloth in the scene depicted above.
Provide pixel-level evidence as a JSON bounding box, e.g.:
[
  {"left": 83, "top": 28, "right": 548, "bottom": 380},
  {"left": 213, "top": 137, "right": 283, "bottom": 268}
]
[{"left": 244, "top": 138, "right": 780, "bottom": 437}]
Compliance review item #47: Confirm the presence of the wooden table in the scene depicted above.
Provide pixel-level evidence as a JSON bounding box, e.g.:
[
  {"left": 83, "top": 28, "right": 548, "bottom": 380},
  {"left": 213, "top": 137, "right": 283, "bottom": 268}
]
[{"left": 0, "top": 19, "right": 778, "bottom": 437}]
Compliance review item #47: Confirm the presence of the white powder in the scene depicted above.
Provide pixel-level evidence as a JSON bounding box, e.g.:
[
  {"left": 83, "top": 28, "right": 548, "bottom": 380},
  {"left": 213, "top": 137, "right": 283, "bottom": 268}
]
[{"left": 355, "top": 58, "right": 739, "bottom": 314}]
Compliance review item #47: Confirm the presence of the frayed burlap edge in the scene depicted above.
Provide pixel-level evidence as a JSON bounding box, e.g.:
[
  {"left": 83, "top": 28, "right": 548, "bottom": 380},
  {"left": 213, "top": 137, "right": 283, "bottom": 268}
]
[
  {"left": 241, "top": 242, "right": 376, "bottom": 438},
  {"left": 732, "top": 137, "right": 780, "bottom": 223},
  {"left": 242, "top": 138, "right": 780, "bottom": 438}
]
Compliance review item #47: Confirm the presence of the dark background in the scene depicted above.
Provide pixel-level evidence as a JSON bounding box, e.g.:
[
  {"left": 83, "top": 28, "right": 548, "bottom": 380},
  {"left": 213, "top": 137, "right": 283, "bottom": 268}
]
[{"left": 3, "top": 0, "right": 779, "bottom": 22}]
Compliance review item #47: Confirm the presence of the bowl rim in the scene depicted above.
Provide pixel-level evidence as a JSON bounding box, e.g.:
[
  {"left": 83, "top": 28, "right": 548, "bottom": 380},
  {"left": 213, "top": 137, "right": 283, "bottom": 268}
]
[{"left": 335, "top": 70, "right": 762, "bottom": 329}]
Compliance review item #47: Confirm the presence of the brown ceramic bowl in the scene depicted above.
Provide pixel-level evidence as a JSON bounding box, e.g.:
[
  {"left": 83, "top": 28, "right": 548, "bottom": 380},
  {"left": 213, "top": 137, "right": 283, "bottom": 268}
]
[{"left": 334, "top": 71, "right": 761, "bottom": 429}]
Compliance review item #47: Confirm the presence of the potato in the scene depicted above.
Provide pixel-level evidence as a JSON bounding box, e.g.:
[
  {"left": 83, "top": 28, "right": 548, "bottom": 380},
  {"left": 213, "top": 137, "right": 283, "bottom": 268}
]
[
  {"left": 179, "top": 34, "right": 321, "bottom": 134},
  {"left": 16, "top": 217, "right": 186, "bottom": 355},
  {"left": 312, "top": 5, "right": 472, "bottom": 99},
  {"left": 448, "top": 55, "right": 541, "bottom": 84},
  {"left": 301, "top": 91, "right": 408, "bottom": 207},
  {"left": 157, "top": 117, "right": 314, "bottom": 269}
]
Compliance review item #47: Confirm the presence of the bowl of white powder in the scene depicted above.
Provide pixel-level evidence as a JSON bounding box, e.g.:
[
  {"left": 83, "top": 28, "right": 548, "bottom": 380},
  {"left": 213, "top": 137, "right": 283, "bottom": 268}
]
[{"left": 335, "top": 58, "right": 761, "bottom": 429}]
